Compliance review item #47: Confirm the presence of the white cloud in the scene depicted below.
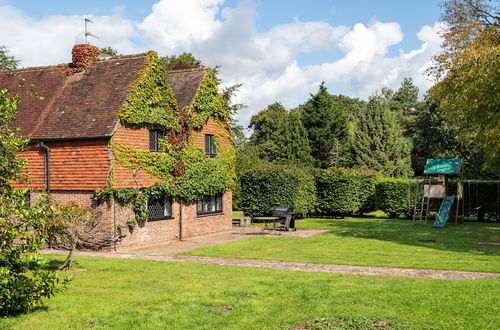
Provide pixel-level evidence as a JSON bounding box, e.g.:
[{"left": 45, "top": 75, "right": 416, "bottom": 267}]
[{"left": 0, "top": 0, "right": 443, "bottom": 127}]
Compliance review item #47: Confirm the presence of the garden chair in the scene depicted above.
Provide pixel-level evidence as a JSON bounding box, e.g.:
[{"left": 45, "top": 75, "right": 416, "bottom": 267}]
[{"left": 240, "top": 214, "right": 253, "bottom": 234}]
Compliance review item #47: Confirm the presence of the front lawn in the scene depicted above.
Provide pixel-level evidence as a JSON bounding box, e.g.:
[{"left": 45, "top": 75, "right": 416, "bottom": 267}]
[
  {"left": 0, "top": 256, "right": 498, "bottom": 329},
  {"left": 186, "top": 217, "right": 500, "bottom": 273}
]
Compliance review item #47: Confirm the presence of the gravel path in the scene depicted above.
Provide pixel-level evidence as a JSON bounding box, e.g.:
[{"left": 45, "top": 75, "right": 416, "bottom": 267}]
[{"left": 42, "top": 250, "right": 499, "bottom": 280}]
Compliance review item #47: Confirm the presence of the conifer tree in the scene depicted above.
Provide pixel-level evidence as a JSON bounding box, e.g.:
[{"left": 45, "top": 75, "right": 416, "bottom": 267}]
[
  {"left": 274, "top": 109, "right": 313, "bottom": 167},
  {"left": 300, "top": 82, "right": 348, "bottom": 168},
  {"left": 349, "top": 96, "right": 413, "bottom": 177}
]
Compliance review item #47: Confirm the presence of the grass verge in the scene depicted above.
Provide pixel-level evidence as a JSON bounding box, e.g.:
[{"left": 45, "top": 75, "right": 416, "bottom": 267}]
[{"left": 0, "top": 255, "right": 498, "bottom": 329}]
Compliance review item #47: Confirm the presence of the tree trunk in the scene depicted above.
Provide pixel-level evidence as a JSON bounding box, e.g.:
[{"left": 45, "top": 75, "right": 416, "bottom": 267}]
[{"left": 59, "top": 234, "right": 76, "bottom": 270}]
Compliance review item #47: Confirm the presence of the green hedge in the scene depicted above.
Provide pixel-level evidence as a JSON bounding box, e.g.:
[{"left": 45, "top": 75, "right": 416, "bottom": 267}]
[
  {"left": 314, "top": 168, "right": 377, "bottom": 217},
  {"left": 240, "top": 163, "right": 316, "bottom": 217},
  {"left": 375, "top": 178, "right": 418, "bottom": 218}
]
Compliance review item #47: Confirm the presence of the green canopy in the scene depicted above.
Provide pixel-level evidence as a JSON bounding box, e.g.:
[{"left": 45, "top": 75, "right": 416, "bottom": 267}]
[{"left": 424, "top": 159, "right": 462, "bottom": 175}]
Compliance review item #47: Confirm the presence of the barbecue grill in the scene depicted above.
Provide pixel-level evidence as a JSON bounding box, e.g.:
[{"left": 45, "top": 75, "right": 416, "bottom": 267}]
[{"left": 272, "top": 206, "right": 296, "bottom": 231}]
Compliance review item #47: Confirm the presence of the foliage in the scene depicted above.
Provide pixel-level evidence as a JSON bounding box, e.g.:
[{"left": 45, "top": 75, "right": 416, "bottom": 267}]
[
  {"left": 248, "top": 103, "right": 312, "bottom": 167},
  {"left": 0, "top": 45, "right": 19, "bottom": 71},
  {"left": 191, "top": 67, "right": 227, "bottom": 129},
  {"left": 429, "top": 0, "right": 500, "bottom": 173},
  {"left": 240, "top": 163, "right": 316, "bottom": 217},
  {"left": 314, "top": 168, "right": 368, "bottom": 217},
  {"left": 0, "top": 89, "right": 28, "bottom": 190},
  {"left": 49, "top": 201, "right": 93, "bottom": 270},
  {"left": 99, "top": 46, "right": 119, "bottom": 56},
  {"left": 375, "top": 178, "right": 415, "bottom": 218},
  {"left": 300, "top": 83, "right": 349, "bottom": 168},
  {"left": 117, "top": 51, "right": 179, "bottom": 131},
  {"left": 163, "top": 52, "right": 202, "bottom": 71},
  {"left": 65, "top": 44, "right": 100, "bottom": 74},
  {"left": 112, "top": 51, "right": 236, "bottom": 205},
  {"left": 349, "top": 96, "right": 413, "bottom": 177},
  {"left": 0, "top": 190, "right": 68, "bottom": 315}
]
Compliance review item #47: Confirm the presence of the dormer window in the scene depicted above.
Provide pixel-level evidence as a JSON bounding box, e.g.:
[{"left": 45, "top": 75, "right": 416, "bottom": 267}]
[
  {"left": 149, "top": 129, "right": 163, "bottom": 152},
  {"left": 205, "top": 134, "right": 217, "bottom": 158}
]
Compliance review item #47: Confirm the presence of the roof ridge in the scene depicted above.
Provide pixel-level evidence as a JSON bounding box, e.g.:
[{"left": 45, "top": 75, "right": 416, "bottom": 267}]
[
  {"left": 0, "top": 52, "right": 150, "bottom": 74},
  {"left": 167, "top": 67, "right": 207, "bottom": 73}
]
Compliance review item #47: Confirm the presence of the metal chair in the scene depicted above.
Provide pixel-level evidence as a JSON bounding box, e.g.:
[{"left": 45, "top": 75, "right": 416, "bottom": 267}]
[{"left": 240, "top": 214, "right": 253, "bottom": 234}]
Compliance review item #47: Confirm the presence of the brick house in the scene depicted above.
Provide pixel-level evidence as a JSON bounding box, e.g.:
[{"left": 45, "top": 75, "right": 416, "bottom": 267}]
[{"left": 0, "top": 45, "right": 234, "bottom": 251}]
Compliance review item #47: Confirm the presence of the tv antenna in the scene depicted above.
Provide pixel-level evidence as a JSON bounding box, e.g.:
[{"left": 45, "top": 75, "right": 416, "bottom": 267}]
[{"left": 84, "top": 18, "right": 99, "bottom": 43}]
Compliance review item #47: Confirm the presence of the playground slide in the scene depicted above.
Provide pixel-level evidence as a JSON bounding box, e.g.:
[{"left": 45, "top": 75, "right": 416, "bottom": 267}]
[{"left": 433, "top": 196, "right": 454, "bottom": 228}]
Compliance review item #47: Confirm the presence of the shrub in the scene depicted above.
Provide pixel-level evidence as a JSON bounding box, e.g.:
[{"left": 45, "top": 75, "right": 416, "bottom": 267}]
[
  {"left": 354, "top": 167, "right": 381, "bottom": 215},
  {"left": 314, "top": 168, "right": 365, "bottom": 217},
  {"left": 375, "top": 178, "right": 415, "bottom": 218},
  {"left": 240, "top": 163, "right": 316, "bottom": 217},
  {"left": 0, "top": 190, "right": 69, "bottom": 315}
]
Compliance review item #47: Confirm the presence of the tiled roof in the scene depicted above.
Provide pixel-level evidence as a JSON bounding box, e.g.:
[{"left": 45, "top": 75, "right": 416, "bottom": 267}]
[
  {"left": 0, "top": 54, "right": 206, "bottom": 140},
  {"left": 167, "top": 68, "right": 206, "bottom": 109}
]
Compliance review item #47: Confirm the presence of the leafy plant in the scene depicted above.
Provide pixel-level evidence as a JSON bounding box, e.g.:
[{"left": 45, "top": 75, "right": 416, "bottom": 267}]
[{"left": 240, "top": 162, "right": 316, "bottom": 217}]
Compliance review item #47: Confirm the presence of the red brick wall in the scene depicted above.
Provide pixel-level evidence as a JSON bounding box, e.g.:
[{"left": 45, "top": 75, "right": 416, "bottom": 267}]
[
  {"left": 14, "top": 139, "right": 110, "bottom": 190},
  {"left": 114, "top": 191, "right": 232, "bottom": 250},
  {"left": 193, "top": 118, "right": 231, "bottom": 149},
  {"left": 111, "top": 125, "right": 162, "bottom": 188}
]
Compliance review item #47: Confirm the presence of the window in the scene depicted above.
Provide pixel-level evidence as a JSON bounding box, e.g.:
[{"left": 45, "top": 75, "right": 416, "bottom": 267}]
[
  {"left": 147, "top": 196, "right": 172, "bottom": 220},
  {"left": 149, "top": 129, "right": 164, "bottom": 152},
  {"left": 197, "top": 194, "right": 223, "bottom": 215},
  {"left": 205, "top": 134, "right": 217, "bottom": 158}
]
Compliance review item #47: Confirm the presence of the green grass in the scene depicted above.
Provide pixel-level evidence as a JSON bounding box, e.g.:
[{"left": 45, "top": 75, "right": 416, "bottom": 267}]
[
  {"left": 1, "top": 255, "right": 499, "bottom": 329},
  {"left": 185, "top": 217, "right": 500, "bottom": 273}
]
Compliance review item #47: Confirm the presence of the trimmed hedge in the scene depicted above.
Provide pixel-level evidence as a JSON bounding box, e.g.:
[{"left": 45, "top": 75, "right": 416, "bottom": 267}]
[
  {"left": 314, "top": 168, "right": 363, "bottom": 217},
  {"left": 240, "top": 163, "right": 316, "bottom": 217},
  {"left": 375, "top": 178, "right": 418, "bottom": 218},
  {"left": 313, "top": 168, "right": 381, "bottom": 217}
]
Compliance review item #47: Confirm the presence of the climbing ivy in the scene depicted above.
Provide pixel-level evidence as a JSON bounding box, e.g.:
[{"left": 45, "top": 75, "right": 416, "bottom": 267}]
[
  {"left": 117, "top": 51, "right": 180, "bottom": 131},
  {"left": 191, "top": 67, "right": 227, "bottom": 130},
  {"left": 99, "top": 52, "right": 235, "bottom": 221}
]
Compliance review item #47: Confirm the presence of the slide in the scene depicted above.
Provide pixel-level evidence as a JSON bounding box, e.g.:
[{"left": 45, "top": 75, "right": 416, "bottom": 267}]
[{"left": 433, "top": 196, "right": 454, "bottom": 228}]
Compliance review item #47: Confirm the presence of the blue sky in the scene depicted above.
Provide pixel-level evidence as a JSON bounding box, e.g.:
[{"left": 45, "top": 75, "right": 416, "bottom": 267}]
[{"left": 0, "top": 0, "right": 444, "bottom": 125}]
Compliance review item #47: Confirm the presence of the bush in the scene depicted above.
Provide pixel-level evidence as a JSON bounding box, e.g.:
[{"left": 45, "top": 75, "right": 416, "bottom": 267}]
[
  {"left": 375, "top": 178, "right": 416, "bottom": 218},
  {"left": 240, "top": 163, "right": 316, "bottom": 217},
  {"left": 314, "top": 168, "right": 365, "bottom": 217},
  {"left": 0, "top": 190, "right": 69, "bottom": 315},
  {"left": 354, "top": 167, "right": 381, "bottom": 215}
]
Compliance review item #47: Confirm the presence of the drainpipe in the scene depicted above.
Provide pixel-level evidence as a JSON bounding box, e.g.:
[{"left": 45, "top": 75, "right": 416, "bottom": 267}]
[
  {"left": 39, "top": 141, "right": 51, "bottom": 193},
  {"left": 178, "top": 200, "right": 183, "bottom": 240}
]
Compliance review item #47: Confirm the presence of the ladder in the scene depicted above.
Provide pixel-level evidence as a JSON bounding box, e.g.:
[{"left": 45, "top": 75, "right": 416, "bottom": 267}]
[{"left": 412, "top": 176, "right": 433, "bottom": 224}]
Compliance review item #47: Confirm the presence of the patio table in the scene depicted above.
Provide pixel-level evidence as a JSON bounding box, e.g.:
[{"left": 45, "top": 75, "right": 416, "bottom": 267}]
[{"left": 252, "top": 216, "right": 280, "bottom": 232}]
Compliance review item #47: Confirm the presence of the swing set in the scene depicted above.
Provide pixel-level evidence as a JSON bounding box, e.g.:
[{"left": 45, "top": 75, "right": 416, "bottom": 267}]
[{"left": 409, "top": 158, "right": 500, "bottom": 227}]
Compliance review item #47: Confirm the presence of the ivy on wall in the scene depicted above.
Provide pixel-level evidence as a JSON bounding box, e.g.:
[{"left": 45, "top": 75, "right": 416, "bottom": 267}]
[
  {"left": 99, "top": 51, "right": 235, "bottom": 223},
  {"left": 117, "top": 51, "right": 180, "bottom": 131}
]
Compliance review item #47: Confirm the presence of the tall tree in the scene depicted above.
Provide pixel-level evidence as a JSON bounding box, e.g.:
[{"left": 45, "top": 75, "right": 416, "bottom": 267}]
[
  {"left": 248, "top": 103, "right": 313, "bottom": 167},
  {"left": 274, "top": 109, "right": 313, "bottom": 167},
  {"left": 429, "top": 0, "right": 500, "bottom": 173},
  {"left": 0, "top": 45, "right": 19, "bottom": 71},
  {"left": 163, "top": 52, "right": 202, "bottom": 70},
  {"left": 349, "top": 96, "right": 413, "bottom": 177},
  {"left": 99, "top": 46, "right": 119, "bottom": 56},
  {"left": 300, "top": 82, "right": 349, "bottom": 168},
  {"left": 249, "top": 102, "right": 289, "bottom": 160}
]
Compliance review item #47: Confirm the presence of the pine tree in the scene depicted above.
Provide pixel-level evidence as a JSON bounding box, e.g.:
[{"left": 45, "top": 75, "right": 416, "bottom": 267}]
[
  {"left": 274, "top": 109, "right": 313, "bottom": 167},
  {"left": 350, "top": 96, "right": 413, "bottom": 177},
  {"left": 300, "top": 82, "right": 348, "bottom": 168}
]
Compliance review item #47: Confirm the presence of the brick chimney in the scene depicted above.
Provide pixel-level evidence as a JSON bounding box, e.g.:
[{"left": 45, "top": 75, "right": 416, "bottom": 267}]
[{"left": 71, "top": 44, "right": 99, "bottom": 70}]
